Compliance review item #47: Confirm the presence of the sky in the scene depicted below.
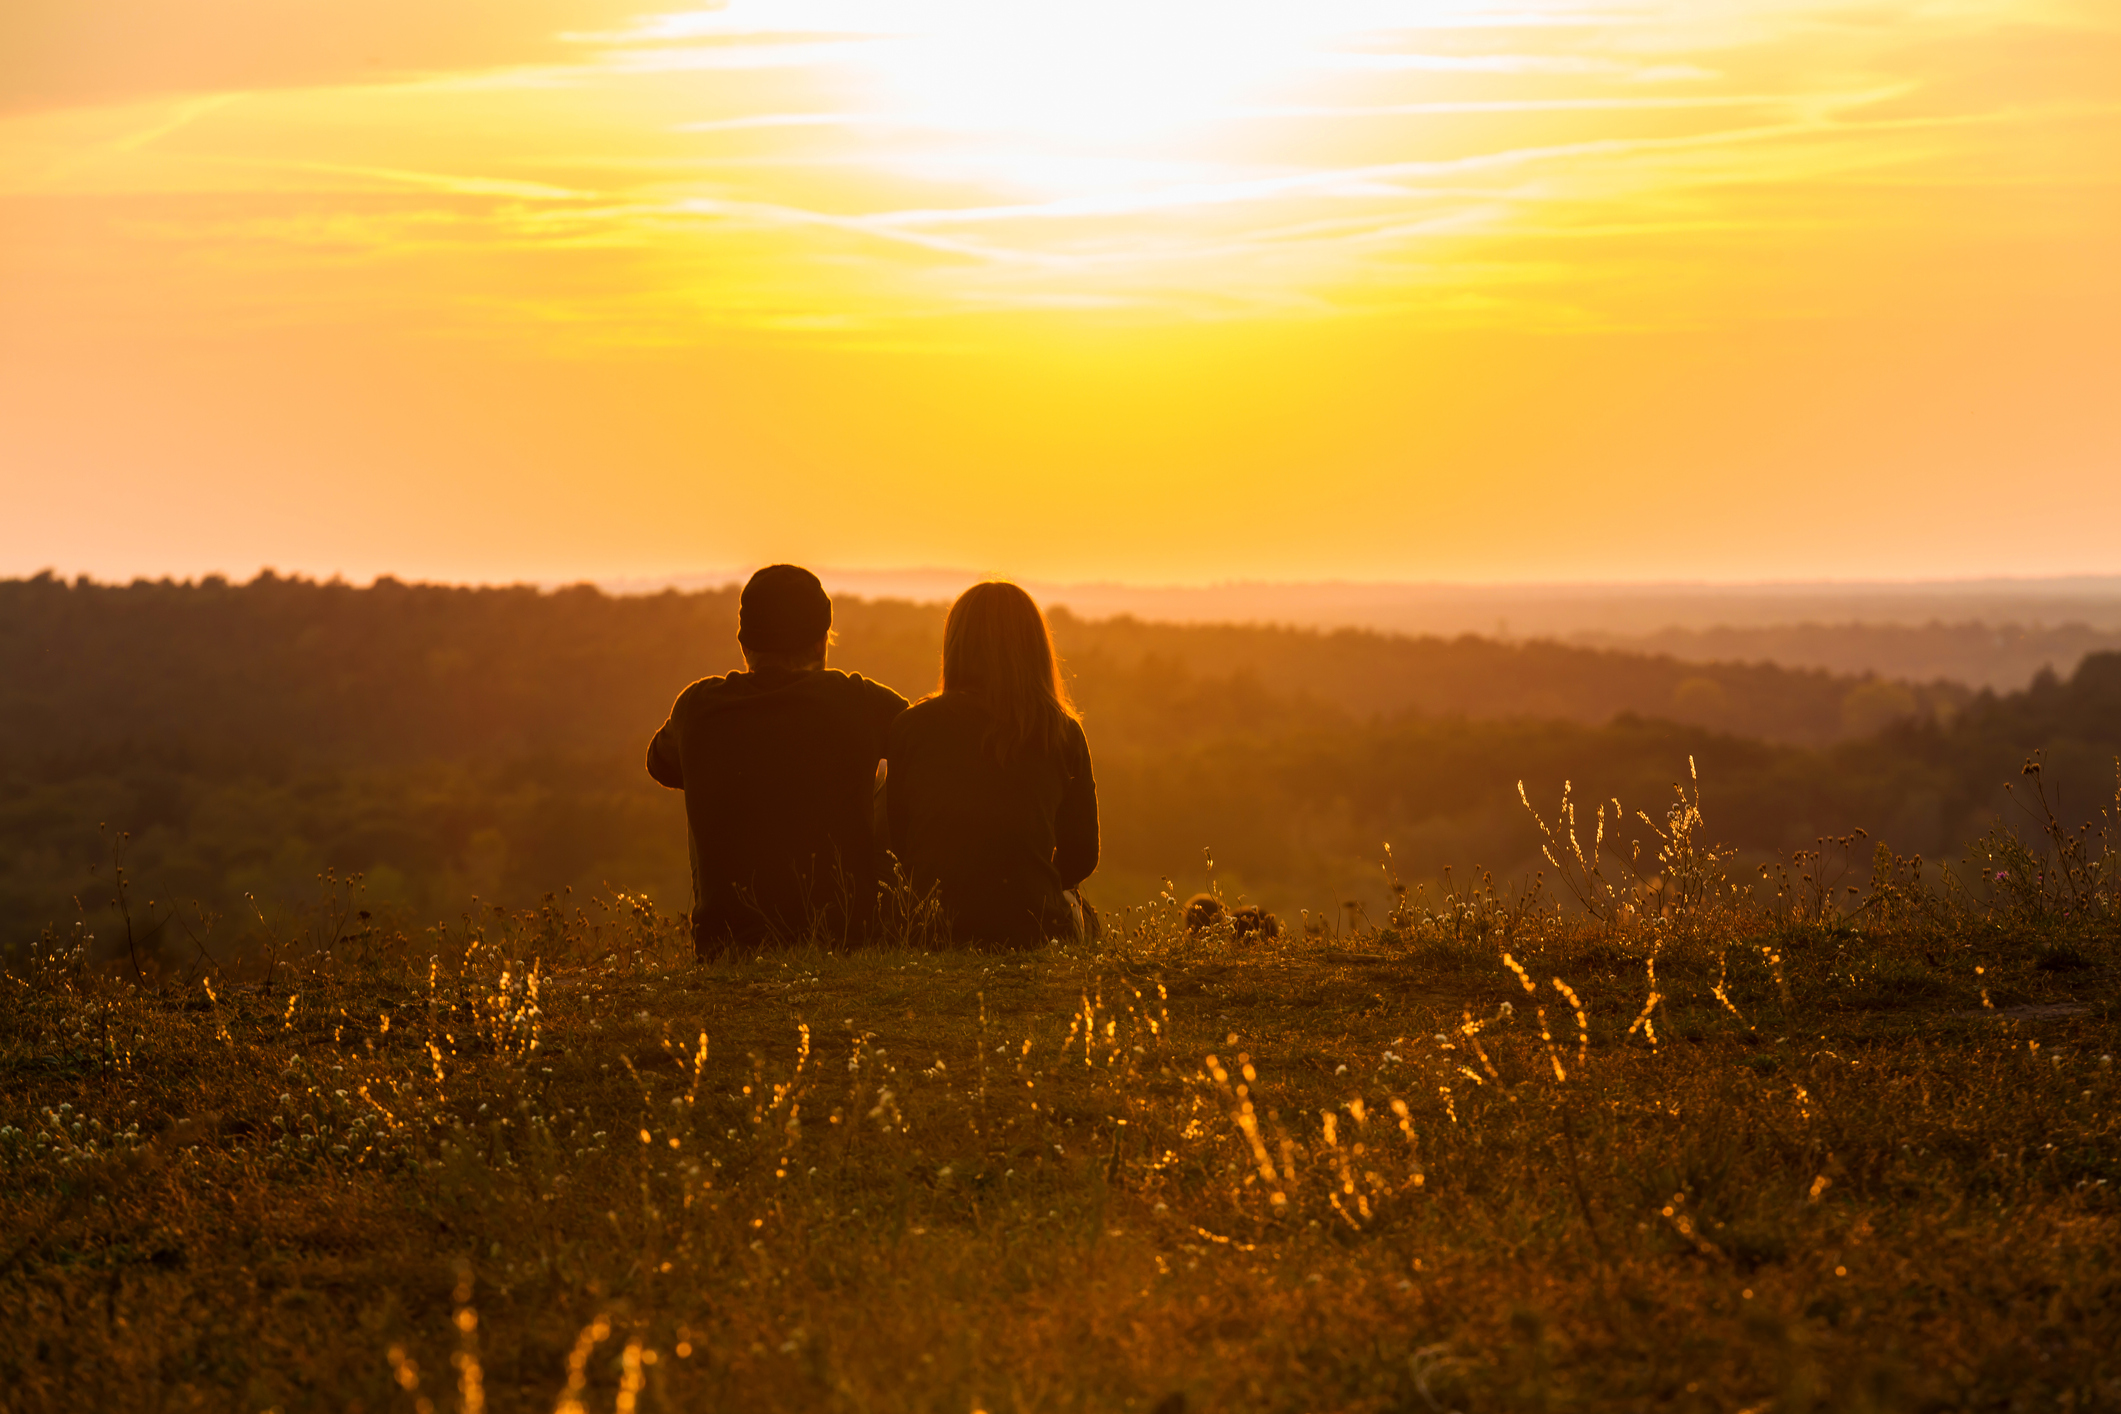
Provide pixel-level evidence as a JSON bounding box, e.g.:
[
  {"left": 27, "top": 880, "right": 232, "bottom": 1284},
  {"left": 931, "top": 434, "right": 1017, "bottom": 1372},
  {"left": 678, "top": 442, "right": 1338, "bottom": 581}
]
[{"left": 2, "top": 0, "right": 2117, "bottom": 587}]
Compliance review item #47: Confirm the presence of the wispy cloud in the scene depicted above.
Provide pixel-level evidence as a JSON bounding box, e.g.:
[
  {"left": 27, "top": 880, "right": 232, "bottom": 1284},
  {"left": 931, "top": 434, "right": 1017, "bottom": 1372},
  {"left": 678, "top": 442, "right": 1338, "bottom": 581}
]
[{"left": 6, "top": 0, "right": 2112, "bottom": 341}]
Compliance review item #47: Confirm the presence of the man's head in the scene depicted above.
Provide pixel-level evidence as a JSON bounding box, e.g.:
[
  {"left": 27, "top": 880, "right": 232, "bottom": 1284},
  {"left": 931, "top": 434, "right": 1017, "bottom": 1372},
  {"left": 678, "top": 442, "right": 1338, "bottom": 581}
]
[{"left": 739, "top": 564, "right": 832, "bottom": 671}]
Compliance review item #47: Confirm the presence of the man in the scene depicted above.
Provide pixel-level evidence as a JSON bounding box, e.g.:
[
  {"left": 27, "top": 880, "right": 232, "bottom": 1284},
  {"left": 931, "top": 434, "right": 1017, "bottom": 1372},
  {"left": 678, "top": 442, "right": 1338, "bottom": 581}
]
[{"left": 647, "top": 565, "right": 908, "bottom": 958}]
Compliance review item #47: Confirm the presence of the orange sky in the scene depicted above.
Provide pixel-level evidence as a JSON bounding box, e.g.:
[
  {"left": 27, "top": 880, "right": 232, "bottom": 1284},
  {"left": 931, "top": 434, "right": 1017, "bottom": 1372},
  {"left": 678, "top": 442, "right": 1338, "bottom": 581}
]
[{"left": 2, "top": 0, "right": 2117, "bottom": 586}]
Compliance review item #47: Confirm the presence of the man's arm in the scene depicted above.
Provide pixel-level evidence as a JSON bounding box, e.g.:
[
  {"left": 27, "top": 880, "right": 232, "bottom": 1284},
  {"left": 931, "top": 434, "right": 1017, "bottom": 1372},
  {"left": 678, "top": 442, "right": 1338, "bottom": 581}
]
[
  {"left": 871, "top": 759, "right": 891, "bottom": 859},
  {"left": 864, "top": 676, "right": 912, "bottom": 736},
  {"left": 646, "top": 714, "right": 684, "bottom": 789},
  {"left": 883, "top": 714, "right": 914, "bottom": 865}
]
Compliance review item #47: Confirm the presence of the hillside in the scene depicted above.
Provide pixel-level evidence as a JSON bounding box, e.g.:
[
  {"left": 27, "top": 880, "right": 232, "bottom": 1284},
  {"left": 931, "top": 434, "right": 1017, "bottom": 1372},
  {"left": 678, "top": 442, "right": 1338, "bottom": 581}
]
[
  {"left": 2, "top": 573, "right": 2116, "bottom": 962},
  {"left": 0, "top": 572, "right": 1962, "bottom": 766}
]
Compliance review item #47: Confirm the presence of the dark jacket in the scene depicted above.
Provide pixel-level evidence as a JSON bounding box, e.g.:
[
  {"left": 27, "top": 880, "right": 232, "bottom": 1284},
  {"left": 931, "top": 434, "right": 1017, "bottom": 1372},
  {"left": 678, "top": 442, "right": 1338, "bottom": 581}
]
[
  {"left": 648, "top": 667, "right": 907, "bottom": 952},
  {"left": 884, "top": 693, "right": 1098, "bottom": 946}
]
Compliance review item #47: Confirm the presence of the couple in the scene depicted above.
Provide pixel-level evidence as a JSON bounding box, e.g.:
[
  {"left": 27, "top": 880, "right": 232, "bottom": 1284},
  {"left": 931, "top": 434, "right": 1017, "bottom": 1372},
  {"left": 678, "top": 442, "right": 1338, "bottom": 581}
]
[{"left": 646, "top": 565, "right": 1097, "bottom": 958}]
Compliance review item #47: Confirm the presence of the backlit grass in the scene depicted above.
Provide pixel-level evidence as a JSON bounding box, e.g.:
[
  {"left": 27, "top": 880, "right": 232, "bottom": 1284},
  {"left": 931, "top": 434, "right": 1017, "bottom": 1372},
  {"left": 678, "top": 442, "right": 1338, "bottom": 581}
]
[{"left": 4, "top": 777, "right": 2118, "bottom": 1412}]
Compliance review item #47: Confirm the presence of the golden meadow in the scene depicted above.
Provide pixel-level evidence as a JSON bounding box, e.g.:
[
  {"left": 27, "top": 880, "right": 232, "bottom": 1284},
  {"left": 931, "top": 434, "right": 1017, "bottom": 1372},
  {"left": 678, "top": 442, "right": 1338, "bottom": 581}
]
[{"left": 4, "top": 765, "right": 2116, "bottom": 1412}]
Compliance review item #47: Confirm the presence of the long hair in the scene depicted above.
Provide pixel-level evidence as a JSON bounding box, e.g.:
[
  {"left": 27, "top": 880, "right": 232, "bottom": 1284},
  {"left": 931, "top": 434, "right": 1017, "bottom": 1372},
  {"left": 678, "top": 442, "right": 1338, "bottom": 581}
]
[{"left": 939, "top": 581, "right": 1079, "bottom": 762}]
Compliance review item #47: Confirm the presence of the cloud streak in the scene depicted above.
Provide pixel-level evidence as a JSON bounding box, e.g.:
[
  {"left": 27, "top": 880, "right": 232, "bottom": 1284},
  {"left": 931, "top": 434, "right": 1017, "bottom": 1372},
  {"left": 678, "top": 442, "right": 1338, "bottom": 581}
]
[{"left": 3, "top": 0, "right": 2114, "bottom": 340}]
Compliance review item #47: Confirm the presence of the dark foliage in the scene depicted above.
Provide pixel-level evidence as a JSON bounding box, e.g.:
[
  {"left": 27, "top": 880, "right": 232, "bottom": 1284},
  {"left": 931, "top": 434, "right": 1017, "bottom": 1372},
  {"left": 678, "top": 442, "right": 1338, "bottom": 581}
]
[{"left": 1, "top": 573, "right": 2114, "bottom": 961}]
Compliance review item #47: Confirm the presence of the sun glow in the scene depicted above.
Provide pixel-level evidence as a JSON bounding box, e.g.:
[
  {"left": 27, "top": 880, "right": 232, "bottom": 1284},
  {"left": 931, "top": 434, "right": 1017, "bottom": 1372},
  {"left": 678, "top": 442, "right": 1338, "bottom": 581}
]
[
  {"left": 855, "top": 1, "right": 1362, "bottom": 144},
  {"left": 620, "top": 1, "right": 1439, "bottom": 145},
  {"left": 3, "top": 0, "right": 2117, "bottom": 584},
  {"left": 12, "top": 0, "right": 2110, "bottom": 333},
  {"left": 606, "top": 1, "right": 1557, "bottom": 198}
]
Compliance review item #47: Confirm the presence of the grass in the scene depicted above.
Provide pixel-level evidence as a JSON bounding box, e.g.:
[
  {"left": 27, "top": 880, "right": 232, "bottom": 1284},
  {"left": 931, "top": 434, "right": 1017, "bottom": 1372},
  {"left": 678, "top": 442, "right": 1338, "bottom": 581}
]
[{"left": 3, "top": 810, "right": 2119, "bottom": 1412}]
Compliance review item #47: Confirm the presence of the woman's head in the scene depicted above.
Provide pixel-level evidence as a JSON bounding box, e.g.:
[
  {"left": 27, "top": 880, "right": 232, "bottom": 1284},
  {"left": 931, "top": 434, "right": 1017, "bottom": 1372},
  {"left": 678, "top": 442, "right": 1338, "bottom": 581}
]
[{"left": 940, "top": 581, "right": 1078, "bottom": 760}]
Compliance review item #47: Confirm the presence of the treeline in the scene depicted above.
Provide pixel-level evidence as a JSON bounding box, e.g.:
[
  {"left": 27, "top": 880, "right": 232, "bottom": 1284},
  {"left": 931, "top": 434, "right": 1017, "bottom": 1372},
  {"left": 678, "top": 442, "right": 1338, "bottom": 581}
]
[
  {"left": 1576, "top": 620, "right": 2121, "bottom": 693},
  {"left": 2, "top": 571, "right": 1964, "bottom": 764},
  {"left": 1, "top": 573, "right": 2112, "bottom": 958}
]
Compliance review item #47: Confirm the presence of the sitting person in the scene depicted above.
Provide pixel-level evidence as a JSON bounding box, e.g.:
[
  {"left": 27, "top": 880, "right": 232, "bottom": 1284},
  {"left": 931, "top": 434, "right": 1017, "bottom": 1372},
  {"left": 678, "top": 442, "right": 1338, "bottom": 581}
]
[
  {"left": 884, "top": 581, "right": 1098, "bottom": 947},
  {"left": 646, "top": 565, "right": 908, "bottom": 959}
]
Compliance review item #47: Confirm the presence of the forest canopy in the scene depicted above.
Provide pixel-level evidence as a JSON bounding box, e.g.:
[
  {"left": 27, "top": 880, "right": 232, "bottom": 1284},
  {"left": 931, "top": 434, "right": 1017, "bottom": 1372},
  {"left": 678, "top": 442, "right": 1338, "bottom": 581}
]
[{"left": 2, "top": 572, "right": 2115, "bottom": 962}]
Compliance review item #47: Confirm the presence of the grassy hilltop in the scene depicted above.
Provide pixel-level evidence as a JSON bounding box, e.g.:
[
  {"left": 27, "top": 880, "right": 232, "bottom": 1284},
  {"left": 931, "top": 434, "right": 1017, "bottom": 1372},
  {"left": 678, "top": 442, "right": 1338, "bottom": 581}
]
[{"left": 3, "top": 775, "right": 2117, "bottom": 1412}]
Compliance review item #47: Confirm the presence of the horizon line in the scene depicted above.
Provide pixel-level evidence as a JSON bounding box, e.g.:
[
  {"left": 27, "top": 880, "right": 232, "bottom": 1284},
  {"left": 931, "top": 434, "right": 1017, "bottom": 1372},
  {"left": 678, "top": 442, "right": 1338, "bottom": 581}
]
[{"left": 14, "top": 564, "right": 2121, "bottom": 599}]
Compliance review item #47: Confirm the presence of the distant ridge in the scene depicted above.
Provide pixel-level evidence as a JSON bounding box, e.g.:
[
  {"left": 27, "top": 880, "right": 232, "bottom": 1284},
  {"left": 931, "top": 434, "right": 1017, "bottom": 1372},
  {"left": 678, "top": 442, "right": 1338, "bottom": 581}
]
[
  {"left": 24, "top": 567, "right": 2120, "bottom": 690},
  {"left": 591, "top": 569, "right": 2121, "bottom": 639}
]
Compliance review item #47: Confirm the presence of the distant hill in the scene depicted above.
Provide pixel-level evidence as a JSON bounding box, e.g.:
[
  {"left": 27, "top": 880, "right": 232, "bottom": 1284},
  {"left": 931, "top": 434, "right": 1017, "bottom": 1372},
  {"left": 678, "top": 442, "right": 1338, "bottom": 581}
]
[
  {"left": 0, "top": 572, "right": 1967, "bottom": 772},
  {"left": 628, "top": 568, "right": 2121, "bottom": 699},
  {"left": 1039, "top": 612, "right": 1968, "bottom": 750},
  {"left": 1572, "top": 621, "right": 2121, "bottom": 693},
  {"left": 610, "top": 568, "right": 2121, "bottom": 639},
  {"left": 2, "top": 572, "right": 2115, "bottom": 959}
]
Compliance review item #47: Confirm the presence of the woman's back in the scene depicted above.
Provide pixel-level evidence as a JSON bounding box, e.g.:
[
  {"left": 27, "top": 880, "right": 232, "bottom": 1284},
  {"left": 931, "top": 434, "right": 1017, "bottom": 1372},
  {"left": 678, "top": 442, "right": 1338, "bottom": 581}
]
[{"left": 885, "top": 692, "right": 1097, "bottom": 946}]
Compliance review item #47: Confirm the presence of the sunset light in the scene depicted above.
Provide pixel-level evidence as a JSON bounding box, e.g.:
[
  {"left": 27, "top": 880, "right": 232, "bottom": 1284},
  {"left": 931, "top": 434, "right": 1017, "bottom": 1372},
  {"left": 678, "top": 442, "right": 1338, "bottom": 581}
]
[
  {"left": 6, "top": 6, "right": 2121, "bottom": 1405},
  {"left": 2, "top": 0, "right": 2117, "bottom": 581},
  {"left": 654, "top": 0, "right": 1334, "bottom": 144}
]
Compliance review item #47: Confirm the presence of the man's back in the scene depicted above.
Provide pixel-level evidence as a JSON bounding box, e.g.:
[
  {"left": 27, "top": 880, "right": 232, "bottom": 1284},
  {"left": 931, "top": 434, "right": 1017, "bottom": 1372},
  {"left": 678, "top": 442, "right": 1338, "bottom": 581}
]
[{"left": 648, "top": 667, "right": 907, "bottom": 953}]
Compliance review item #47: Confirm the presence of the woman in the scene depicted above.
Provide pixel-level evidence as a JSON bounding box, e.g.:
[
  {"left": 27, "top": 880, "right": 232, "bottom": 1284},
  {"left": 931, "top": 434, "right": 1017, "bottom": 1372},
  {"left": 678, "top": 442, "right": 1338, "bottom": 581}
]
[{"left": 884, "top": 581, "right": 1098, "bottom": 947}]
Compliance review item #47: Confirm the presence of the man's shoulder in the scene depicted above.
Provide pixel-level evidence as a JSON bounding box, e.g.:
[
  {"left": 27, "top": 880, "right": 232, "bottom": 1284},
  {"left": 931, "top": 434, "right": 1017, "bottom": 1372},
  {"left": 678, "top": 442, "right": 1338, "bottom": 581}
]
[
  {"left": 824, "top": 668, "right": 895, "bottom": 691},
  {"left": 673, "top": 673, "right": 737, "bottom": 707},
  {"left": 829, "top": 670, "right": 911, "bottom": 713},
  {"left": 679, "top": 668, "right": 906, "bottom": 727}
]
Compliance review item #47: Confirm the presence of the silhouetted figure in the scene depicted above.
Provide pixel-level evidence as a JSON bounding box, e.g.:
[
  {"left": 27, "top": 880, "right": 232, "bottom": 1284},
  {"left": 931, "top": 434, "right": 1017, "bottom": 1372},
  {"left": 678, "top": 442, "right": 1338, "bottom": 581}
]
[
  {"left": 647, "top": 565, "right": 907, "bottom": 959},
  {"left": 884, "top": 582, "right": 1098, "bottom": 948}
]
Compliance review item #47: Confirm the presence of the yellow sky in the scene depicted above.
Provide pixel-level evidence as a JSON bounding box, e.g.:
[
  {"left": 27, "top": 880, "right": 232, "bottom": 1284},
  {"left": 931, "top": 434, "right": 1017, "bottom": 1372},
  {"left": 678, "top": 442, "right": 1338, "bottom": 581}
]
[{"left": 2, "top": 0, "right": 2117, "bottom": 585}]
